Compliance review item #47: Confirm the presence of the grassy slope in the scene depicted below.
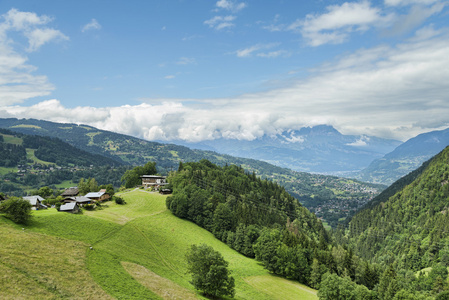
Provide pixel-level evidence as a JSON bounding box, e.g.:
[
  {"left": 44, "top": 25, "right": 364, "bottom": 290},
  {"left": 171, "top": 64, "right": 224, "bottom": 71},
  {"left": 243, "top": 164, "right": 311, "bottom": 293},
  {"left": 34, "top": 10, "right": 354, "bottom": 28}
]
[
  {"left": 2, "top": 190, "right": 318, "bottom": 299},
  {"left": 0, "top": 218, "right": 112, "bottom": 299}
]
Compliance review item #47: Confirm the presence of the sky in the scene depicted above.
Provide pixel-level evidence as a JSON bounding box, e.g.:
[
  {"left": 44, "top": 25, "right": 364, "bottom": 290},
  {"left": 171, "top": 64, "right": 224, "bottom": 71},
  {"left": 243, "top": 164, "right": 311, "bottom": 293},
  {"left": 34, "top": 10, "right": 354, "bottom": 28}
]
[{"left": 0, "top": 0, "right": 448, "bottom": 142}]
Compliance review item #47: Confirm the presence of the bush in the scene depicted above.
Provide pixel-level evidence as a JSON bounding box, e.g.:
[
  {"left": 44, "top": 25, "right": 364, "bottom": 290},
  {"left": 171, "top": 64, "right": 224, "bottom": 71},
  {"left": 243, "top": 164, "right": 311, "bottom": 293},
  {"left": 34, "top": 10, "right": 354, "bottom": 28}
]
[
  {"left": 114, "top": 196, "right": 126, "bottom": 205},
  {"left": 84, "top": 204, "right": 96, "bottom": 211},
  {"left": 0, "top": 197, "right": 32, "bottom": 224}
]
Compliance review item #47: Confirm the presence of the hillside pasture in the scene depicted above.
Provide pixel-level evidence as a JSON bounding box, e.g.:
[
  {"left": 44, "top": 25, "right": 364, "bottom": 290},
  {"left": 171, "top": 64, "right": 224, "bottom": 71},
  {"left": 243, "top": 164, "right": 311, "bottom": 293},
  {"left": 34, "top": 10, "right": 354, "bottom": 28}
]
[
  {"left": 0, "top": 219, "right": 112, "bottom": 299},
  {"left": 1, "top": 190, "right": 318, "bottom": 299}
]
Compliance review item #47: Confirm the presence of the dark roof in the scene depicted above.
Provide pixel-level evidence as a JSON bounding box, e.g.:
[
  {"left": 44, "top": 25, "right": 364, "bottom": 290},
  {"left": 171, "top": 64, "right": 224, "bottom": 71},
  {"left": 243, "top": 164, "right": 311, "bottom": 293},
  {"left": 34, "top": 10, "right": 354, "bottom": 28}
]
[{"left": 61, "top": 187, "right": 79, "bottom": 197}]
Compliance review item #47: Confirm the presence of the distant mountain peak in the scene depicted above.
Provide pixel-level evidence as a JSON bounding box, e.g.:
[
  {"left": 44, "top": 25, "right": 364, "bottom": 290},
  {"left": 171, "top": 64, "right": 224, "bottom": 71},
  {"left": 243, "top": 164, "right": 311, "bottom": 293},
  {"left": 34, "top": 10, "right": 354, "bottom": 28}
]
[{"left": 296, "top": 125, "right": 342, "bottom": 136}]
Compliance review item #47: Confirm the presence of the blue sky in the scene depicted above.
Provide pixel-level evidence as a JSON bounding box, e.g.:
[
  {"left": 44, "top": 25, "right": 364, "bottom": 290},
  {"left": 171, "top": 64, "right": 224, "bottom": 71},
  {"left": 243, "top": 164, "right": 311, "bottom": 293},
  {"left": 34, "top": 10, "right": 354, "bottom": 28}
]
[{"left": 0, "top": 0, "right": 448, "bottom": 142}]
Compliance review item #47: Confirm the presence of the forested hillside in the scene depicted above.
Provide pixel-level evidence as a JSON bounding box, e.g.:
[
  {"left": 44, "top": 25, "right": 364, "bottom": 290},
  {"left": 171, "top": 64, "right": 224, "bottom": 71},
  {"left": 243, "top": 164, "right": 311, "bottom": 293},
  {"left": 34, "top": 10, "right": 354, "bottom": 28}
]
[
  {"left": 0, "top": 128, "right": 128, "bottom": 195},
  {"left": 0, "top": 128, "right": 121, "bottom": 168},
  {"left": 344, "top": 146, "right": 449, "bottom": 298},
  {"left": 166, "top": 160, "right": 381, "bottom": 297}
]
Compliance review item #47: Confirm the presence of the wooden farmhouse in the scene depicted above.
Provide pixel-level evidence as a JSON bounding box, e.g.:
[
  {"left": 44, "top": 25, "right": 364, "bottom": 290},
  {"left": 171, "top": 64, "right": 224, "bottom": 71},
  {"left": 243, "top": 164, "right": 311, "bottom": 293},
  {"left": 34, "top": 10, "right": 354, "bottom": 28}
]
[
  {"left": 61, "top": 187, "right": 79, "bottom": 197},
  {"left": 23, "top": 195, "right": 47, "bottom": 210},
  {"left": 85, "top": 191, "right": 110, "bottom": 202},
  {"left": 140, "top": 175, "right": 167, "bottom": 189},
  {"left": 59, "top": 202, "right": 80, "bottom": 214}
]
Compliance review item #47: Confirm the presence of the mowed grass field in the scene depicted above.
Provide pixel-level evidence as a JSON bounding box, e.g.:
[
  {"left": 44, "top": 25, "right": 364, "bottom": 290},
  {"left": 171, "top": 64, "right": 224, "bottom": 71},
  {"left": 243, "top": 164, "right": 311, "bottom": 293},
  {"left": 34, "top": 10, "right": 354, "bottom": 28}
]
[{"left": 0, "top": 189, "right": 318, "bottom": 299}]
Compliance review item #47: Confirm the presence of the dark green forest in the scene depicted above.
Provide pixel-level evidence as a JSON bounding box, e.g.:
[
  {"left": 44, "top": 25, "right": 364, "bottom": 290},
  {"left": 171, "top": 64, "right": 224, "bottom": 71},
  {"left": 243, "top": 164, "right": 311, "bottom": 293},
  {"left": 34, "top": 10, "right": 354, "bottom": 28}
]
[
  {"left": 166, "top": 160, "right": 382, "bottom": 297},
  {"left": 338, "top": 146, "right": 449, "bottom": 299}
]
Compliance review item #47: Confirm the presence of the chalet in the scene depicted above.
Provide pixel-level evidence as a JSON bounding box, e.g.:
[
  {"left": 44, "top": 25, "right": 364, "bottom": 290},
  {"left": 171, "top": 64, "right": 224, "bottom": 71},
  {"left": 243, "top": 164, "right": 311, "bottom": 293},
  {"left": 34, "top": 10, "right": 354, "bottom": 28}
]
[
  {"left": 23, "top": 195, "right": 47, "bottom": 210},
  {"left": 59, "top": 202, "right": 80, "bottom": 214},
  {"left": 61, "top": 187, "right": 79, "bottom": 197},
  {"left": 85, "top": 191, "right": 110, "bottom": 202},
  {"left": 141, "top": 175, "right": 167, "bottom": 189},
  {"left": 62, "top": 196, "right": 93, "bottom": 206}
]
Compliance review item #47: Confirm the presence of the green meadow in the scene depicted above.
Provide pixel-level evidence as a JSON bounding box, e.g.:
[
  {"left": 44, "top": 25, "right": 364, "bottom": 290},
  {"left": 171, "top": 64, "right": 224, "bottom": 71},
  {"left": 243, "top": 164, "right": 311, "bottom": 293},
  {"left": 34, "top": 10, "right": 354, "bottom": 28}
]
[{"left": 0, "top": 189, "right": 318, "bottom": 299}]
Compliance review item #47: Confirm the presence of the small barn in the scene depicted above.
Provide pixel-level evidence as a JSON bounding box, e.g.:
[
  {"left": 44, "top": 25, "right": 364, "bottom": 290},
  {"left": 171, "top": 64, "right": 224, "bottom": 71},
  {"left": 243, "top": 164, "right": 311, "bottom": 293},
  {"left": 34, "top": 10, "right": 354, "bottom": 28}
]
[
  {"left": 23, "top": 195, "right": 47, "bottom": 210},
  {"left": 59, "top": 202, "right": 80, "bottom": 214}
]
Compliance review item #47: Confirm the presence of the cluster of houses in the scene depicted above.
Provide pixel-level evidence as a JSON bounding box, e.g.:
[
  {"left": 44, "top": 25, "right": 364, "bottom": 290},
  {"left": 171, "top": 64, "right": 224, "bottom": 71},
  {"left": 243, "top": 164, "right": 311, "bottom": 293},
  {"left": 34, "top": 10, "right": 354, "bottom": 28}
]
[
  {"left": 22, "top": 187, "right": 111, "bottom": 214},
  {"left": 18, "top": 175, "right": 169, "bottom": 214}
]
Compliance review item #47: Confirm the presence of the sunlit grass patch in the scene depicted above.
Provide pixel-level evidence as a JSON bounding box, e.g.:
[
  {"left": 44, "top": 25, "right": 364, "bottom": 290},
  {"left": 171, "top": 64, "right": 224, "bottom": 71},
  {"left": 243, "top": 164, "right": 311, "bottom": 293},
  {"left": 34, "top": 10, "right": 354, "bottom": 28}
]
[
  {"left": 244, "top": 275, "right": 317, "bottom": 300},
  {"left": 0, "top": 224, "right": 111, "bottom": 299},
  {"left": 122, "top": 262, "right": 199, "bottom": 300}
]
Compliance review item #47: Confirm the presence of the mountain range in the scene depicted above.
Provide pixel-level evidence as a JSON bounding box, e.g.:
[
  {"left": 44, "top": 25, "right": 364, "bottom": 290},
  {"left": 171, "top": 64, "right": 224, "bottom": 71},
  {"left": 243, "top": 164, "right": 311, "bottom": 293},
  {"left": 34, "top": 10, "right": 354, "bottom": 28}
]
[
  {"left": 170, "top": 125, "right": 402, "bottom": 174},
  {"left": 0, "top": 118, "right": 383, "bottom": 226},
  {"left": 356, "top": 127, "right": 449, "bottom": 185}
]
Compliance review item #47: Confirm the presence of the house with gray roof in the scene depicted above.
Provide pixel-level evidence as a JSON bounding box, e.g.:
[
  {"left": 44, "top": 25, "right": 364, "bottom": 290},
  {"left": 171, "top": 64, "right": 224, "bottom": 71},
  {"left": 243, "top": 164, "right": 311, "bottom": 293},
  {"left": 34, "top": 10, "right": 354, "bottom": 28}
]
[
  {"left": 85, "top": 191, "right": 110, "bottom": 202},
  {"left": 59, "top": 202, "right": 80, "bottom": 214},
  {"left": 23, "top": 195, "right": 47, "bottom": 210},
  {"left": 62, "top": 196, "right": 93, "bottom": 205}
]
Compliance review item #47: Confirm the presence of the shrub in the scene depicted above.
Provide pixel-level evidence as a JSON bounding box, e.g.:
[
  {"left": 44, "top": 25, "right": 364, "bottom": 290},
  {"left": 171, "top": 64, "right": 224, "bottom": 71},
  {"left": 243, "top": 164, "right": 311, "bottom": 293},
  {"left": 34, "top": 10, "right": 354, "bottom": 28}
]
[
  {"left": 114, "top": 196, "right": 126, "bottom": 205},
  {"left": 0, "top": 197, "right": 32, "bottom": 224},
  {"left": 84, "top": 204, "right": 96, "bottom": 211}
]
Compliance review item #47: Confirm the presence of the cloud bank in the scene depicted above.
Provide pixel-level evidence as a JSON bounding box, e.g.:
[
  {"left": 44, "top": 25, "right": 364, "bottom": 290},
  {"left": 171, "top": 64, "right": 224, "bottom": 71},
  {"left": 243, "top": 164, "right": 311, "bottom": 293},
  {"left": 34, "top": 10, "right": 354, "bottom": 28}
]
[
  {"left": 0, "top": 5, "right": 448, "bottom": 144},
  {"left": 1, "top": 27, "right": 449, "bottom": 142}
]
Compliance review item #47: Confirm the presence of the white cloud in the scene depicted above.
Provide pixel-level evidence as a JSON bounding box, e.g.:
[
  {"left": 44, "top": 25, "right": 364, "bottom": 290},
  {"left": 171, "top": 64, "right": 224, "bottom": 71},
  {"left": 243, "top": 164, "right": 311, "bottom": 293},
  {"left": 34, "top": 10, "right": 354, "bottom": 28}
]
[
  {"left": 2, "top": 8, "right": 52, "bottom": 31},
  {"left": 235, "top": 45, "right": 262, "bottom": 57},
  {"left": 0, "top": 9, "right": 66, "bottom": 105},
  {"left": 204, "top": 15, "right": 236, "bottom": 30},
  {"left": 0, "top": 8, "right": 68, "bottom": 52},
  {"left": 257, "top": 50, "right": 289, "bottom": 58},
  {"left": 164, "top": 75, "right": 175, "bottom": 79},
  {"left": 409, "top": 24, "right": 443, "bottom": 41},
  {"left": 25, "top": 28, "right": 69, "bottom": 52},
  {"left": 287, "top": 1, "right": 446, "bottom": 46},
  {"left": 235, "top": 43, "right": 280, "bottom": 58},
  {"left": 385, "top": 2, "right": 445, "bottom": 36},
  {"left": 291, "top": 1, "right": 390, "bottom": 46},
  {"left": 385, "top": 0, "right": 440, "bottom": 6},
  {"left": 82, "top": 19, "right": 101, "bottom": 32},
  {"left": 282, "top": 133, "right": 305, "bottom": 144},
  {"left": 346, "top": 136, "right": 370, "bottom": 147},
  {"left": 215, "top": 0, "right": 247, "bottom": 12}
]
